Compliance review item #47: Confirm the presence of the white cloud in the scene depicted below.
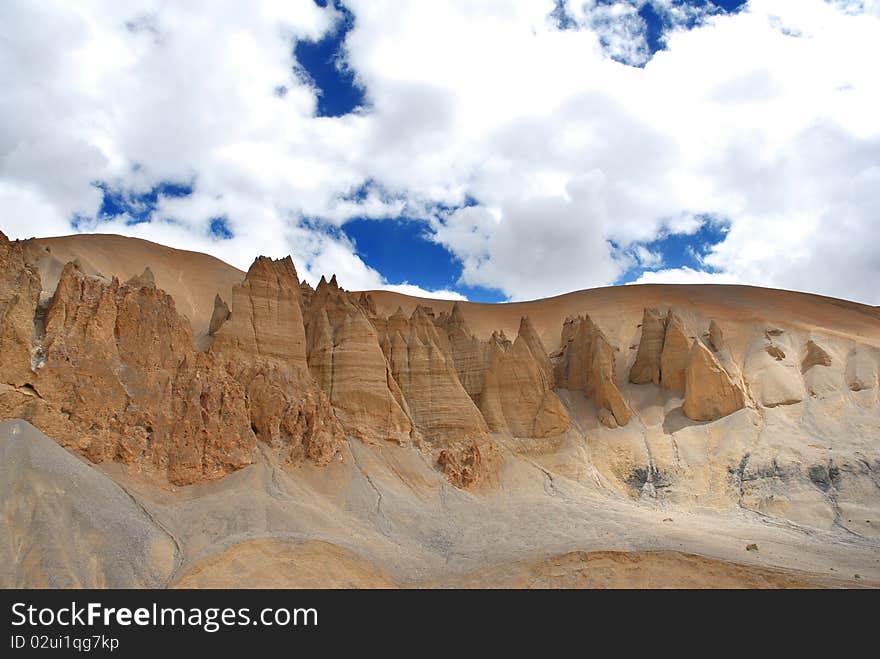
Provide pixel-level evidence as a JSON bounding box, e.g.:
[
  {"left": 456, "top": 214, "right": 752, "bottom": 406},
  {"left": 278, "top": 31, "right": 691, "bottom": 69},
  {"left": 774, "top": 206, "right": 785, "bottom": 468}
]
[
  {"left": 1, "top": 0, "right": 879, "bottom": 304},
  {"left": 379, "top": 284, "right": 467, "bottom": 301},
  {"left": 561, "top": 1, "right": 651, "bottom": 66},
  {"left": 631, "top": 266, "right": 738, "bottom": 286},
  {"left": 633, "top": 245, "right": 663, "bottom": 269}
]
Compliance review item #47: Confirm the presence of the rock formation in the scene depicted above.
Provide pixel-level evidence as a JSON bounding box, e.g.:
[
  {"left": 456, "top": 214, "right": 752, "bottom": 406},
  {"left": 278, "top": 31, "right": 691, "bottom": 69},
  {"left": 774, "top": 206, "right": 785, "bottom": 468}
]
[
  {"left": 302, "top": 279, "right": 414, "bottom": 445},
  {"left": 802, "top": 340, "right": 832, "bottom": 373},
  {"left": 206, "top": 256, "right": 345, "bottom": 470},
  {"left": 437, "top": 441, "right": 490, "bottom": 488},
  {"left": 708, "top": 319, "right": 724, "bottom": 352},
  {"left": 0, "top": 240, "right": 343, "bottom": 485},
  {"left": 628, "top": 307, "right": 751, "bottom": 421},
  {"left": 211, "top": 256, "right": 308, "bottom": 366},
  {"left": 0, "top": 231, "right": 41, "bottom": 387},
  {"left": 683, "top": 339, "right": 747, "bottom": 421},
  {"left": 629, "top": 308, "right": 666, "bottom": 385},
  {"left": 385, "top": 323, "right": 487, "bottom": 444},
  {"left": 321, "top": 308, "right": 415, "bottom": 444},
  {"left": 4, "top": 230, "right": 879, "bottom": 505},
  {"left": 555, "top": 315, "right": 632, "bottom": 428},
  {"left": 4, "top": 232, "right": 880, "bottom": 590},
  {"left": 628, "top": 308, "right": 692, "bottom": 393},
  {"left": 479, "top": 318, "right": 569, "bottom": 437},
  {"left": 439, "top": 301, "right": 490, "bottom": 401},
  {"left": 356, "top": 291, "right": 377, "bottom": 316},
  {"left": 208, "top": 294, "right": 230, "bottom": 335},
  {"left": 660, "top": 312, "right": 691, "bottom": 393}
]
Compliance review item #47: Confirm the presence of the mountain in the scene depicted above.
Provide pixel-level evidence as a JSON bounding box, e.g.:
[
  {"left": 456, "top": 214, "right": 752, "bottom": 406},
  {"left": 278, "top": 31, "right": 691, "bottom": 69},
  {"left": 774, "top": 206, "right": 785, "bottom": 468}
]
[{"left": 1, "top": 231, "right": 878, "bottom": 588}]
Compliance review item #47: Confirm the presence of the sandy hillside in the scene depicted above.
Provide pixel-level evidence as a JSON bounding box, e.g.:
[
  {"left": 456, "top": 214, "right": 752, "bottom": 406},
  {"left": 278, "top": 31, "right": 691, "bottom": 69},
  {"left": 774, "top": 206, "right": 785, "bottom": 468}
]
[
  {"left": 3, "top": 419, "right": 876, "bottom": 589},
  {"left": 24, "top": 234, "right": 880, "bottom": 350},
  {"left": 24, "top": 234, "right": 244, "bottom": 335},
  {"left": 1, "top": 232, "right": 878, "bottom": 589}
]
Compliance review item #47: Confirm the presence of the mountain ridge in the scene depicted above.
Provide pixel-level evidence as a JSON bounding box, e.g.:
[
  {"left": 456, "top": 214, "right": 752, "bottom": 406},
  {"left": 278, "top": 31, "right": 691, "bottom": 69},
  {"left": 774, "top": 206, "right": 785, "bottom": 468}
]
[{"left": 2, "top": 230, "right": 878, "bottom": 588}]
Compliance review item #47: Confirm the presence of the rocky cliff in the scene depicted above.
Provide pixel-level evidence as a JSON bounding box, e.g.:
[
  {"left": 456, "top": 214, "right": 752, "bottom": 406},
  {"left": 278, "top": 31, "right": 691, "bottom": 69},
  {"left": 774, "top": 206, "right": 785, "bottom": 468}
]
[
  {"left": 0, "top": 234, "right": 343, "bottom": 485},
  {"left": 1, "top": 231, "right": 878, "bottom": 527},
  {"left": 2, "top": 231, "right": 880, "bottom": 589}
]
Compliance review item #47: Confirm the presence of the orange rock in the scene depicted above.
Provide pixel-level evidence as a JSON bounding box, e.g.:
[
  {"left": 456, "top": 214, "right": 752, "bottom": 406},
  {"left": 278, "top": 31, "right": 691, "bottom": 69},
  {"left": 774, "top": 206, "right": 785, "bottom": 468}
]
[
  {"left": 438, "top": 441, "right": 488, "bottom": 488},
  {"left": 212, "top": 256, "right": 308, "bottom": 367},
  {"left": 683, "top": 339, "right": 747, "bottom": 422},
  {"left": 387, "top": 327, "right": 487, "bottom": 444},
  {"left": 0, "top": 232, "right": 42, "bottom": 388},
  {"left": 1, "top": 249, "right": 343, "bottom": 485},
  {"left": 304, "top": 281, "right": 414, "bottom": 445},
  {"left": 629, "top": 308, "right": 666, "bottom": 385},
  {"left": 208, "top": 294, "right": 230, "bottom": 335},
  {"left": 479, "top": 319, "right": 569, "bottom": 437},
  {"left": 324, "top": 310, "right": 414, "bottom": 444},
  {"left": 801, "top": 339, "right": 832, "bottom": 373},
  {"left": 439, "top": 301, "right": 489, "bottom": 401},
  {"left": 555, "top": 315, "right": 631, "bottom": 427},
  {"left": 660, "top": 312, "right": 691, "bottom": 393}
]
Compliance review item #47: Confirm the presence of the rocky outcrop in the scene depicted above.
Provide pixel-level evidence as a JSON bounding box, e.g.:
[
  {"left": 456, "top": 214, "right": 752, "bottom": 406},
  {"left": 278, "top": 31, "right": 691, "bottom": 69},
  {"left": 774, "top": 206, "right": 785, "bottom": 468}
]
[
  {"left": 439, "top": 302, "right": 489, "bottom": 401},
  {"left": 629, "top": 308, "right": 666, "bottom": 385},
  {"left": 660, "top": 312, "right": 690, "bottom": 393},
  {"left": 305, "top": 284, "right": 568, "bottom": 447},
  {"left": 517, "top": 315, "right": 553, "bottom": 380},
  {"left": 0, "top": 252, "right": 344, "bottom": 485},
  {"left": 166, "top": 352, "right": 256, "bottom": 483},
  {"left": 801, "top": 340, "right": 832, "bottom": 373},
  {"left": 555, "top": 315, "right": 632, "bottom": 428},
  {"left": 0, "top": 231, "right": 41, "bottom": 387},
  {"left": 628, "top": 308, "right": 693, "bottom": 393},
  {"left": 683, "top": 339, "right": 747, "bottom": 421},
  {"left": 126, "top": 266, "right": 156, "bottom": 288},
  {"left": 437, "top": 440, "right": 491, "bottom": 488},
  {"left": 212, "top": 256, "right": 307, "bottom": 367},
  {"left": 1, "top": 260, "right": 257, "bottom": 481},
  {"left": 801, "top": 339, "right": 839, "bottom": 396},
  {"left": 324, "top": 309, "right": 414, "bottom": 444},
  {"left": 230, "top": 361, "right": 343, "bottom": 466},
  {"left": 479, "top": 318, "right": 569, "bottom": 437},
  {"left": 209, "top": 257, "right": 345, "bottom": 468},
  {"left": 38, "top": 262, "right": 193, "bottom": 461},
  {"left": 298, "top": 280, "right": 314, "bottom": 310},
  {"left": 629, "top": 310, "right": 791, "bottom": 418},
  {"left": 208, "top": 294, "right": 230, "bottom": 335},
  {"left": 708, "top": 319, "right": 724, "bottom": 352},
  {"left": 355, "top": 291, "right": 377, "bottom": 316},
  {"left": 6, "top": 230, "right": 876, "bottom": 504},
  {"left": 386, "top": 324, "right": 487, "bottom": 444},
  {"left": 304, "top": 281, "right": 414, "bottom": 445}
]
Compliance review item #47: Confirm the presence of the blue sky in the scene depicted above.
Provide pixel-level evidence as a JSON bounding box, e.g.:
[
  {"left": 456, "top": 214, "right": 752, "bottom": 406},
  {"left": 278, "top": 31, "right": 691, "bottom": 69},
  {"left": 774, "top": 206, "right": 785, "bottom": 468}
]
[
  {"left": 285, "top": 0, "right": 744, "bottom": 300},
  {"left": 82, "top": 0, "right": 748, "bottom": 302},
  {"left": 3, "top": 1, "right": 879, "bottom": 304}
]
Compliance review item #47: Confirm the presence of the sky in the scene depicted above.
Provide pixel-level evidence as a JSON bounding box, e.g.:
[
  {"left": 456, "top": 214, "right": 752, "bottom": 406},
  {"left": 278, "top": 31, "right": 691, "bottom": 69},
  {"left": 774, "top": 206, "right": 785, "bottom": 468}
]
[{"left": 1, "top": 0, "right": 879, "bottom": 303}]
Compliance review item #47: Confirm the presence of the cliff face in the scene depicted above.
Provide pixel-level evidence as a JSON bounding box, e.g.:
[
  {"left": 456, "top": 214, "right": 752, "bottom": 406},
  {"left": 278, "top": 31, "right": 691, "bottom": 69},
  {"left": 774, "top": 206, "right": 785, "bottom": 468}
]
[
  {"left": 479, "top": 319, "right": 569, "bottom": 438},
  {"left": 554, "top": 315, "right": 632, "bottom": 428},
  {"left": 303, "top": 278, "right": 415, "bottom": 445},
  {"left": 211, "top": 256, "right": 308, "bottom": 366},
  {"left": 0, "top": 238, "right": 343, "bottom": 485},
  {"left": 2, "top": 231, "right": 879, "bottom": 513},
  {"left": 0, "top": 231, "right": 41, "bottom": 387}
]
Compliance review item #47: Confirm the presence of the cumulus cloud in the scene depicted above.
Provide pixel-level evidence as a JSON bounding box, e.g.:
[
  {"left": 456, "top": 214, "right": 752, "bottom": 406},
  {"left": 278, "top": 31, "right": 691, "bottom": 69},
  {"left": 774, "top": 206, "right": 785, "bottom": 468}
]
[
  {"left": 1, "top": 0, "right": 879, "bottom": 304},
  {"left": 380, "top": 284, "right": 467, "bottom": 302},
  {"left": 632, "top": 267, "right": 738, "bottom": 286}
]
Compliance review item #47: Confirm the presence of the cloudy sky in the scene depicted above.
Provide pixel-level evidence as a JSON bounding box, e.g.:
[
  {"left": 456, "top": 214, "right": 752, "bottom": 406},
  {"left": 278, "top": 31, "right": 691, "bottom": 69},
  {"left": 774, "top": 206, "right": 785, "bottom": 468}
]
[{"left": 2, "top": 0, "right": 879, "bottom": 303}]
